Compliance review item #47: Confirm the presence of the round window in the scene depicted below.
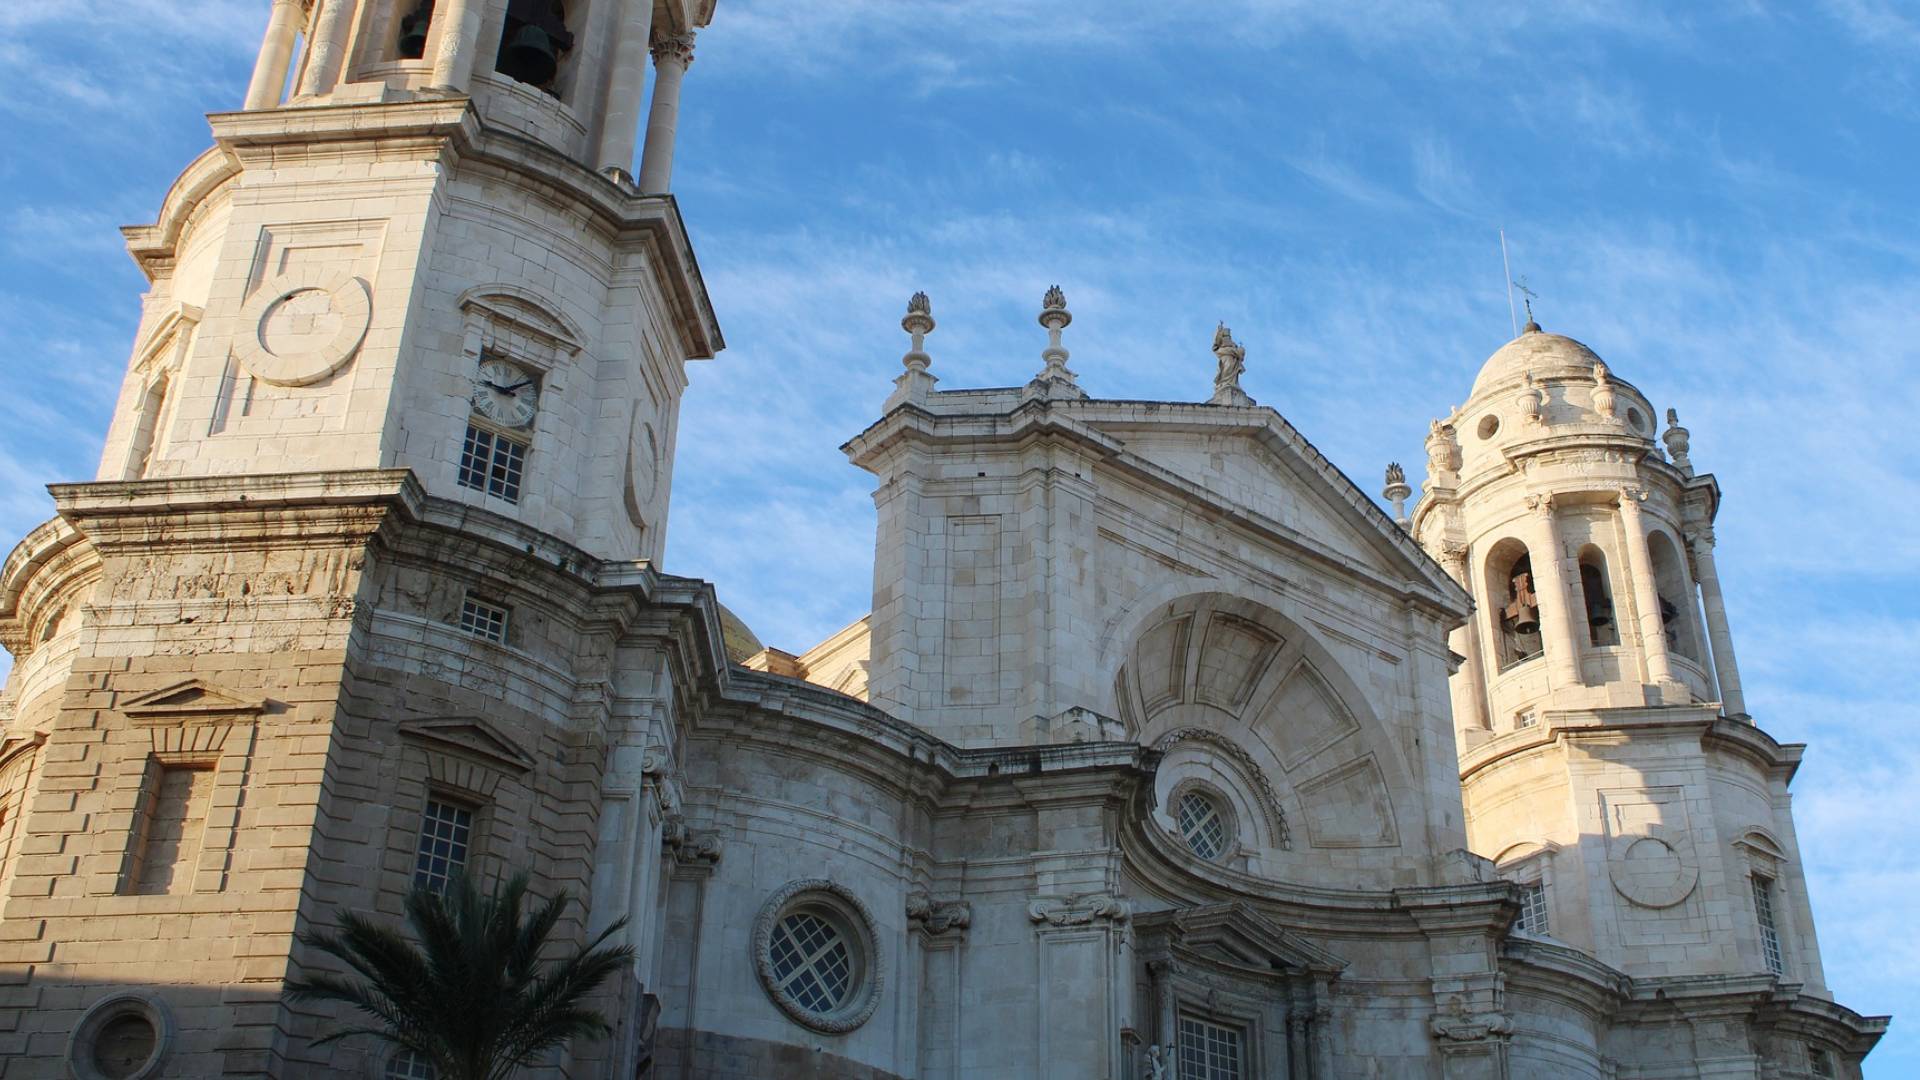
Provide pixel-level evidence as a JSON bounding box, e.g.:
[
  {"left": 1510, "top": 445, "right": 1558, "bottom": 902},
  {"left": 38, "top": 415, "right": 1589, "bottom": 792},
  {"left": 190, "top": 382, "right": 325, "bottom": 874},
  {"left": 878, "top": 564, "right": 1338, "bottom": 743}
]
[
  {"left": 753, "top": 879, "right": 882, "bottom": 1033},
  {"left": 67, "top": 993, "right": 171, "bottom": 1080},
  {"left": 1176, "top": 789, "right": 1231, "bottom": 861},
  {"left": 1477, "top": 414, "right": 1500, "bottom": 440},
  {"left": 1626, "top": 406, "right": 1647, "bottom": 432}
]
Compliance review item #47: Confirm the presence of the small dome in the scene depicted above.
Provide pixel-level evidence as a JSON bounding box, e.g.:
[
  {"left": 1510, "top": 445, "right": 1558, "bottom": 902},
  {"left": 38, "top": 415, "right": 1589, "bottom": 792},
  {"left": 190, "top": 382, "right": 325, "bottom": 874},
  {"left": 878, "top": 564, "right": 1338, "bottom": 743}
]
[
  {"left": 716, "top": 602, "right": 763, "bottom": 663},
  {"left": 1470, "top": 324, "right": 1607, "bottom": 399}
]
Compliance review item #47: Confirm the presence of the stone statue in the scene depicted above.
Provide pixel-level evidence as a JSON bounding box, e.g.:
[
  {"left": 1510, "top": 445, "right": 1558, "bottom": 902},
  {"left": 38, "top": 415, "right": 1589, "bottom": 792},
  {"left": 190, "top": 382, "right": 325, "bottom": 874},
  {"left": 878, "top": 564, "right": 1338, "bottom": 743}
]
[
  {"left": 1145, "top": 1044, "right": 1169, "bottom": 1080},
  {"left": 1209, "top": 322, "right": 1253, "bottom": 406}
]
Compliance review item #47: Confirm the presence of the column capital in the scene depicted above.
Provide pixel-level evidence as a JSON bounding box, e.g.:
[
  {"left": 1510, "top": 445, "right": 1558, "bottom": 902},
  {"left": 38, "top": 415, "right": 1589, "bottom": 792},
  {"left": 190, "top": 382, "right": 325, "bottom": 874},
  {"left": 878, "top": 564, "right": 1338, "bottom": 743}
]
[
  {"left": 1616, "top": 484, "right": 1649, "bottom": 508},
  {"left": 1687, "top": 525, "right": 1717, "bottom": 552},
  {"left": 651, "top": 31, "right": 696, "bottom": 67},
  {"left": 1525, "top": 492, "right": 1556, "bottom": 517}
]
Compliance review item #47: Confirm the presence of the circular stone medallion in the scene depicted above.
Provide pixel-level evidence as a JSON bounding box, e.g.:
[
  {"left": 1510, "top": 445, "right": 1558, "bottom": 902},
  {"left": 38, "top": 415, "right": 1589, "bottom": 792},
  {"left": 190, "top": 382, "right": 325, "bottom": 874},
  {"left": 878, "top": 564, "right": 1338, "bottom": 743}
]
[
  {"left": 1608, "top": 835, "right": 1699, "bottom": 909},
  {"left": 232, "top": 269, "right": 372, "bottom": 386}
]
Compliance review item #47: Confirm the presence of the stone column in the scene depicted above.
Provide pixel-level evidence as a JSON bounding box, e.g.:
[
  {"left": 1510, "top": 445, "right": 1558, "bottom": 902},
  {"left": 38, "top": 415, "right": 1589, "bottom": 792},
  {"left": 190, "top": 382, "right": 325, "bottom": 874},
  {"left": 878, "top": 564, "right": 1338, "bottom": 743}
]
[
  {"left": 1689, "top": 526, "right": 1749, "bottom": 719},
  {"left": 595, "top": 0, "right": 657, "bottom": 177},
  {"left": 430, "top": 0, "right": 488, "bottom": 90},
  {"left": 1616, "top": 489, "right": 1677, "bottom": 686},
  {"left": 1525, "top": 495, "right": 1583, "bottom": 689},
  {"left": 1443, "top": 543, "right": 1492, "bottom": 730},
  {"left": 243, "top": 0, "right": 306, "bottom": 110},
  {"left": 637, "top": 33, "right": 696, "bottom": 194},
  {"left": 297, "top": 0, "right": 354, "bottom": 97}
]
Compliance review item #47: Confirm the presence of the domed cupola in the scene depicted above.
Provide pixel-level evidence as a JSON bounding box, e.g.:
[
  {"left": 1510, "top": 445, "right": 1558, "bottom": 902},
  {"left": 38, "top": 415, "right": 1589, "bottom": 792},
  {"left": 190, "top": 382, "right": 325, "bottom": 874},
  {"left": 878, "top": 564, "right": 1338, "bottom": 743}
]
[{"left": 1409, "top": 319, "right": 1745, "bottom": 742}]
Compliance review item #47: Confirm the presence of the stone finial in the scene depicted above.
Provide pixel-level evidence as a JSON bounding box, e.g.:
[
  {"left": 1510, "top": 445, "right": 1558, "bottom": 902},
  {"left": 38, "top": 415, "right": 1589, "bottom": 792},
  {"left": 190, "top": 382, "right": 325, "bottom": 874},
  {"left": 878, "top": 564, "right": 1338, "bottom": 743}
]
[
  {"left": 1383, "top": 462, "right": 1412, "bottom": 527},
  {"left": 1209, "top": 322, "right": 1254, "bottom": 406},
  {"left": 1425, "top": 420, "right": 1458, "bottom": 484},
  {"left": 1025, "top": 284, "right": 1085, "bottom": 400},
  {"left": 1519, "top": 372, "right": 1546, "bottom": 425},
  {"left": 886, "top": 291, "right": 939, "bottom": 410},
  {"left": 1591, "top": 360, "right": 1618, "bottom": 422},
  {"left": 1663, "top": 407, "right": 1693, "bottom": 476}
]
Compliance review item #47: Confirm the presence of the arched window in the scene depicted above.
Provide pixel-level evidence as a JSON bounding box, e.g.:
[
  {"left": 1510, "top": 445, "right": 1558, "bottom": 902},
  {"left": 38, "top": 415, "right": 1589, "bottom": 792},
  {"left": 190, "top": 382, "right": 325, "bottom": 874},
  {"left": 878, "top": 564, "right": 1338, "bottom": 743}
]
[
  {"left": 125, "top": 375, "right": 169, "bottom": 480},
  {"left": 1486, "top": 540, "right": 1543, "bottom": 670},
  {"left": 395, "top": 1, "right": 435, "bottom": 60},
  {"left": 1578, "top": 546, "right": 1619, "bottom": 647},
  {"left": 1646, "top": 532, "right": 1702, "bottom": 663}
]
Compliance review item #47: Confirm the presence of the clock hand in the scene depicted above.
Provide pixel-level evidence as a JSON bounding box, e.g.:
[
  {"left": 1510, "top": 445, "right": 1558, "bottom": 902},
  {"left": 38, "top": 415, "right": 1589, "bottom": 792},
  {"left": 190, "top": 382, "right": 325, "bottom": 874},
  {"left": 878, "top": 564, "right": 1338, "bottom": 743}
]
[{"left": 503, "top": 380, "right": 534, "bottom": 394}]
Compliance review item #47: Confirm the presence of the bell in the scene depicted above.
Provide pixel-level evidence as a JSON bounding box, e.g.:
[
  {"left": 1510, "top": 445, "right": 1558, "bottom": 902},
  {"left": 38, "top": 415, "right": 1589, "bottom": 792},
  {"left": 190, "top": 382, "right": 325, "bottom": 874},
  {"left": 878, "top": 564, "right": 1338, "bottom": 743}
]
[
  {"left": 1589, "top": 597, "right": 1613, "bottom": 627},
  {"left": 1504, "top": 571, "right": 1541, "bottom": 635},
  {"left": 398, "top": 0, "right": 433, "bottom": 60},
  {"left": 499, "top": 23, "right": 560, "bottom": 86}
]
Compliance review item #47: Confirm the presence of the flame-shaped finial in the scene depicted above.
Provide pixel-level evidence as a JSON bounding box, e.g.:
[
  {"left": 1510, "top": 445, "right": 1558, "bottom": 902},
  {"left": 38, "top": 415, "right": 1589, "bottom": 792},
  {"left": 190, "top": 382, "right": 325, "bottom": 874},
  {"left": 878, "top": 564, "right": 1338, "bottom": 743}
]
[{"left": 908, "top": 291, "right": 931, "bottom": 316}]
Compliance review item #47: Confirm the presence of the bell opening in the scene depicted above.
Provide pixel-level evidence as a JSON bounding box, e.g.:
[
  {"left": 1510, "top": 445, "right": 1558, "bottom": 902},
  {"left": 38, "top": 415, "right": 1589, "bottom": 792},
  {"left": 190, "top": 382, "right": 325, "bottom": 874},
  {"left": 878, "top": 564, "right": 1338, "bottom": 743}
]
[{"left": 496, "top": 0, "right": 575, "bottom": 95}]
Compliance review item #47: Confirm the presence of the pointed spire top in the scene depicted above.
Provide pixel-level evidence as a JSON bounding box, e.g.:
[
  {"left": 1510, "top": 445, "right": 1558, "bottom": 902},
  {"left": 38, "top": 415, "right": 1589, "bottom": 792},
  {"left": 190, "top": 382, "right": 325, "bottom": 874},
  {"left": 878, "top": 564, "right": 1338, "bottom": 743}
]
[{"left": 887, "top": 290, "right": 938, "bottom": 410}]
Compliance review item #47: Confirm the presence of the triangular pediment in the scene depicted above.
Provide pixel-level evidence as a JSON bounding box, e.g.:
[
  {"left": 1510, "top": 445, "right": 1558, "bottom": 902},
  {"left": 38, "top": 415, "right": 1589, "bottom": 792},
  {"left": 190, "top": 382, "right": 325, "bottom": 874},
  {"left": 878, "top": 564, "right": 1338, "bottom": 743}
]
[
  {"left": 120, "top": 679, "right": 266, "bottom": 722},
  {"left": 1136, "top": 901, "right": 1347, "bottom": 975},
  {"left": 398, "top": 716, "right": 535, "bottom": 774},
  {"left": 1100, "top": 414, "right": 1462, "bottom": 608}
]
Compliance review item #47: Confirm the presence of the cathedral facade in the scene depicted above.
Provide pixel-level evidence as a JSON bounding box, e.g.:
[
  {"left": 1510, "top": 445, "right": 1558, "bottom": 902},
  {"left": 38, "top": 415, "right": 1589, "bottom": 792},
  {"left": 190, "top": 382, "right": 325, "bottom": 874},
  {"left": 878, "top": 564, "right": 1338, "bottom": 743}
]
[{"left": 0, "top": 2, "right": 1887, "bottom": 1078}]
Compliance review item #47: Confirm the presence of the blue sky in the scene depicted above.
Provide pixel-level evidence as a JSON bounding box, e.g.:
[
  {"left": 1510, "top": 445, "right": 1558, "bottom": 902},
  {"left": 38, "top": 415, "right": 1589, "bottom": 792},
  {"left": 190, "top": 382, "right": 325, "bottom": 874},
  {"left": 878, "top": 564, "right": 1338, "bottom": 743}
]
[{"left": 2, "top": 0, "right": 1916, "bottom": 1070}]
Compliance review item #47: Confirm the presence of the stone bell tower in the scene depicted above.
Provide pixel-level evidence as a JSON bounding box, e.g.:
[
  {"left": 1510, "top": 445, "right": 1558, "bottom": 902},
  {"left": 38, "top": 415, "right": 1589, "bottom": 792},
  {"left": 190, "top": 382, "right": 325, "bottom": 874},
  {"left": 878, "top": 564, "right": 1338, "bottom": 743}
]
[
  {"left": 99, "top": 0, "right": 722, "bottom": 563},
  {"left": 1407, "top": 319, "right": 1884, "bottom": 1074},
  {"left": 0, "top": 2, "right": 729, "bottom": 1077}
]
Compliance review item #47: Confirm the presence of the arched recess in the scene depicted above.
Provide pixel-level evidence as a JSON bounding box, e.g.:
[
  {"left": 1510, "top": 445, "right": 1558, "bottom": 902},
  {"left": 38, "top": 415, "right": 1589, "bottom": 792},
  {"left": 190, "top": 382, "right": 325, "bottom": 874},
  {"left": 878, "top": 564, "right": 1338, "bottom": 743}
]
[
  {"left": 1483, "top": 537, "right": 1543, "bottom": 670},
  {"left": 1646, "top": 530, "right": 1703, "bottom": 663},
  {"left": 1110, "top": 593, "right": 1413, "bottom": 860}
]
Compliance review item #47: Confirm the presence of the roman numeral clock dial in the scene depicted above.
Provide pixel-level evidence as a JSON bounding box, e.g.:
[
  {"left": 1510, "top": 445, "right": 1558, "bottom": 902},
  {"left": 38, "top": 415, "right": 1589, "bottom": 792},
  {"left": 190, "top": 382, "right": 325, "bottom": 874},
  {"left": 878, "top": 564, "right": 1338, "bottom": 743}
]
[{"left": 472, "top": 357, "right": 539, "bottom": 428}]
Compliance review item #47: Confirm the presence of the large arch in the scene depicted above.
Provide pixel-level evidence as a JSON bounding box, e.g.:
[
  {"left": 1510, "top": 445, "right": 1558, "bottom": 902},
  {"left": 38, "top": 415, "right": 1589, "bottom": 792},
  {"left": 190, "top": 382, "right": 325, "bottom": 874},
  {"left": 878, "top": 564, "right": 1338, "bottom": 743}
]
[{"left": 1108, "top": 592, "right": 1425, "bottom": 875}]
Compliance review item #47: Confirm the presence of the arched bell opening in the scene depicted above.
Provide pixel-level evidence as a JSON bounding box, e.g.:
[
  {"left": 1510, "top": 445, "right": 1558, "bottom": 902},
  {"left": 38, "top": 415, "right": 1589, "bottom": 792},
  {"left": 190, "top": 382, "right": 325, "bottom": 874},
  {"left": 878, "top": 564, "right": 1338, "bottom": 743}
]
[
  {"left": 1647, "top": 531, "right": 1703, "bottom": 664},
  {"left": 495, "top": 0, "right": 576, "bottom": 96},
  {"left": 394, "top": 0, "right": 436, "bottom": 60},
  {"left": 1484, "top": 538, "right": 1543, "bottom": 671},
  {"left": 1578, "top": 545, "right": 1619, "bottom": 648},
  {"left": 124, "top": 375, "right": 171, "bottom": 481}
]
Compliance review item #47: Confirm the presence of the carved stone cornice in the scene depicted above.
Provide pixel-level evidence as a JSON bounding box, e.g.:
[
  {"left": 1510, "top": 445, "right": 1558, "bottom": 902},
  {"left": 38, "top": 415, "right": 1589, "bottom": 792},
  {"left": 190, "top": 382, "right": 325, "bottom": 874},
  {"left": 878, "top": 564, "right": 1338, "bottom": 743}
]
[
  {"left": 1028, "top": 892, "right": 1131, "bottom": 928},
  {"left": 906, "top": 892, "right": 972, "bottom": 938}
]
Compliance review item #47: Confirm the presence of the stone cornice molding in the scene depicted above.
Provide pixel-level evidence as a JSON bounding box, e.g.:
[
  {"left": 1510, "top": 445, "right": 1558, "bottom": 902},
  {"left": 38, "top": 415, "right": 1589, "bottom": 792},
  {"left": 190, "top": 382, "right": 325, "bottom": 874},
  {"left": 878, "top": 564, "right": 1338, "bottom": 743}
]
[{"left": 1458, "top": 706, "right": 1804, "bottom": 784}]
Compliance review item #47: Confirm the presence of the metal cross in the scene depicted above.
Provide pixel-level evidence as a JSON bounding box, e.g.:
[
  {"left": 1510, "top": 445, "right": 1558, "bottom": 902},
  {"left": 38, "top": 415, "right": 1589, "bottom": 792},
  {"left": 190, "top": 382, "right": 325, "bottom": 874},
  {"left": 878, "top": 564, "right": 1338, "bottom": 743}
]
[{"left": 1512, "top": 277, "right": 1538, "bottom": 323}]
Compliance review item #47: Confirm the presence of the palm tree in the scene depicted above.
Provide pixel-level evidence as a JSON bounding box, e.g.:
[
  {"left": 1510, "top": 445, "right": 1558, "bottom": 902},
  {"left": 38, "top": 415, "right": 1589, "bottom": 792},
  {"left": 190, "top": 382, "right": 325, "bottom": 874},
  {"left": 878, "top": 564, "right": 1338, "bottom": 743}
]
[{"left": 286, "top": 871, "right": 634, "bottom": 1080}]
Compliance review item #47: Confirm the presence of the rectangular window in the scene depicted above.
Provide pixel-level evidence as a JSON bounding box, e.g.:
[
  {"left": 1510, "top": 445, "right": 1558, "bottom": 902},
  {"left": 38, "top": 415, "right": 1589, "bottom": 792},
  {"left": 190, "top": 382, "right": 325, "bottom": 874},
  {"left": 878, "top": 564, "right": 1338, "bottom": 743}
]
[
  {"left": 458, "top": 423, "right": 527, "bottom": 504},
  {"left": 1516, "top": 881, "right": 1550, "bottom": 935},
  {"left": 1177, "top": 1015, "right": 1244, "bottom": 1080},
  {"left": 459, "top": 595, "right": 509, "bottom": 643},
  {"left": 1810, "top": 1047, "right": 1835, "bottom": 1078},
  {"left": 1753, "top": 874, "right": 1785, "bottom": 975},
  {"left": 413, "top": 797, "right": 475, "bottom": 894},
  {"left": 125, "top": 761, "right": 216, "bottom": 895}
]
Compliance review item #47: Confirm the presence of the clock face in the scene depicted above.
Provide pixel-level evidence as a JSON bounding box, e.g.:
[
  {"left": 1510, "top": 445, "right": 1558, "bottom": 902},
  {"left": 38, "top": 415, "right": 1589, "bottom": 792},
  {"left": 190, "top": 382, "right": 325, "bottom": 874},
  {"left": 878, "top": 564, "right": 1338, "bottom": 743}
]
[{"left": 471, "top": 357, "right": 539, "bottom": 428}]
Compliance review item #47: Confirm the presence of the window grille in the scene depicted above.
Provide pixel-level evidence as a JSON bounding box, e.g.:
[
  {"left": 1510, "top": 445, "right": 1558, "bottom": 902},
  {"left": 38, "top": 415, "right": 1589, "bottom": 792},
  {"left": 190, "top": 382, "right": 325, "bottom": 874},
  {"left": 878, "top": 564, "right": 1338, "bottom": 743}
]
[
  {"left": 385, "top": 1048, "right": 436, "bottom": 1080},
  {"left": 413, "top": 798, "right": 474, "bottom": 895},
  {"left": 1515, "top": 881, "right": 1550, "bottom": 935},
  {"left": 1753, "top": 874, "right": 1784, "bottom": 975},
  {"left": 1176, "top": 791, "right": 1230, "bottom": 861},
  {"left": 768, "top": 911, "right": 854, "bottom": 1014},
  {"left": 458, "top": 423, "right": 527, "bottom": 504},
  {"left": 459, "top": 596, "right": 509, "bottom": 643},
  {"left": 1177, "top": 1015, "right": 1244, "bottom": 1080}
]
